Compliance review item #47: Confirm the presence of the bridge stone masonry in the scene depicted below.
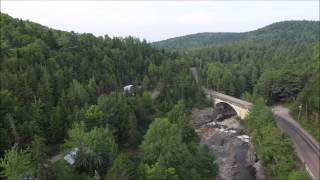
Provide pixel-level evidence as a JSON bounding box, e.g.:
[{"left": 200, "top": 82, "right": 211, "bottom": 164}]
[
  {"left": 189, "top": 67, "right": 252, "bottom": 119},
  {"left": 203, "top": 88, "right": 253, "bottom": 120}
]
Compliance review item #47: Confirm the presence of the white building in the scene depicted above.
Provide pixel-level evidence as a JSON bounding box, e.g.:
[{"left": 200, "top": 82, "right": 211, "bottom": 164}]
[
  {"left": 64, "top": 148, "right": 79, "bottom": 165},
  {"left": 123, "top": 85, "right": 134, "bottom": 93}
]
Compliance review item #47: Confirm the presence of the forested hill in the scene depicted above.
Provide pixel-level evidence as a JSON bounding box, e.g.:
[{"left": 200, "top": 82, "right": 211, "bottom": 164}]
[
  {"left": 0, "top": 12, "right": 319, "bottom": 180},
  {"left": 152, "top": 20, "right": 319, "bottom": 49},
  {"left": 1, "top": 13, "right": 217, "bottom": 179},
  {"left": 168, "top": 19, "right": 320, "bottom": 145},
  {"left": 158, "top": 20, "right": 319, "bottom": 179},
  {"left": 152, "top": 32, "right": 245, "bottom": 49}
]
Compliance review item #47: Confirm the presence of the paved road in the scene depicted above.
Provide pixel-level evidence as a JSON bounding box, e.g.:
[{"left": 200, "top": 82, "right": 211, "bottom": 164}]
[
  {"left": 273, "top": 105, "right": 320, "bottom": 180},
  {"left": 190, "top": 67, "right": 199, "bottom": 83}
]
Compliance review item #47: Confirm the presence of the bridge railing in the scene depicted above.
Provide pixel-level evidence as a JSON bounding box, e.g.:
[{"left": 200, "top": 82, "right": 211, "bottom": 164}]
[{"left": 203, "top": 88, "right": 252, "bottom": 109}]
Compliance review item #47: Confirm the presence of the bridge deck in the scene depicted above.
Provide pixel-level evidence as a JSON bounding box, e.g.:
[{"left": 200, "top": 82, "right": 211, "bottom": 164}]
[{"left": 204, "top": 88, "right": 252, "bottom": 109}]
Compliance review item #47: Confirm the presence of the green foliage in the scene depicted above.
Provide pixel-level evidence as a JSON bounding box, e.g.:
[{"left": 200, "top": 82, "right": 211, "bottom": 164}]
[
  {"left": 153, "top": 32, "right": 244, "bottom": 49},
  {"left": 153, "top": 21, "right": 319, "bottom": 50},
  {"left": 2, "top": 12, "right": 317, "bottom": 180},
  {"left": 97, "top": 93, "right": 133, "bottom": 145},
  {"left": 51, "top": 160, "right": 89, "bottom": 180},
  {"left": 0, "top": 145, "right": 34, "bottom": 180},
  {"left": 106, "top": 154, "right": 136, "bottom": 180},
  {"left": 174, "top": 20, "right": 319, "bottom": 147},
  {"left": 139, "top": 162, "right": 179, "bottom": 180},
  {"left": 29, "top": 98, "right": 45, "bottom": 137},
  {"left": 254, "top": 69, "right": 303, "bottom": 104},
  {"left": 1, "top": 13, "right": 198, "bottom": 157},
  {"left": 0, "top": 90, "right": 17, "bottom": 118},
  {"left": 291, "top": 73, "right": 320, "bottom": 141},
  {"left": 245, "top": 100, "right": 297, "bottom": 179},
  {"left": 67, "top": 79, "right": 90, "bottom": 108},
  {"left": 65, "top": 122, "right": 118, "bottom": 175},
  {"left": 140, "top": 114, "right": 217, "bottom": 179},
  {"left": 182, "top": 23, "right": 319, "bottom": 102},
  {"left": 193, "top": 146, "right": 219, "bottom": 179},
  {"left": 167, "top": 101, "right": 199, "bottom": 144},
  {"left": 293, "top": 73, "right": 320, "bottom": 115},
  {"left": 142, "top": 91, "right": 154, "bottom": 113},
  {"left": 83, "top": 105, "right": 103, "bottom": 129},
  {"left": 0, "top": 90, "right": 18, "bottom": 154},
  {"left": 30, "top": 136, "right": 47, "bottom": 167},
  {"left": 288, "top": 170, "right": 309, "bottom": 180},
  {"left": 140, "top": 118, "right": 188, "bottom": 165}
]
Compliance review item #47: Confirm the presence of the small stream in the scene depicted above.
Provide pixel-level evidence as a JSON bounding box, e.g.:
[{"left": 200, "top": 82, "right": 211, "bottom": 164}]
[{"left": 192, "top": 108, "right": 263, "bottom": 180}]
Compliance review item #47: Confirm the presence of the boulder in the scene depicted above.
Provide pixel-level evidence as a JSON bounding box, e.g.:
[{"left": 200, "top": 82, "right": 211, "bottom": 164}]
[{"left": 254, "top": 160, "right": 267, "bottom": 180}]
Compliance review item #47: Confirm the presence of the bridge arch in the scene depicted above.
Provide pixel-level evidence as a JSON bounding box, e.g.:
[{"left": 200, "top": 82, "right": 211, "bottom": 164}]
[
  {"left": 204, "top": 88, "right": 252, "bottom": 120},
  {"left": 213, "top": 99, "right": 250, "bottom": 120},
  {"left": 215, "top": 102, "right": 237, "bottom": 120}
]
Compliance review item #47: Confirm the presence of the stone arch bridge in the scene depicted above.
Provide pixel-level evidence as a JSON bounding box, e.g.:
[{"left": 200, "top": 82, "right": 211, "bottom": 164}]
[{"left": 204, "top": 88, "right": 252, "bottom": 119}]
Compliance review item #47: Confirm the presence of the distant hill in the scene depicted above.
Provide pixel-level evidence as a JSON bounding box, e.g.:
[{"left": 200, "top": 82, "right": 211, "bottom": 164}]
[
  {"left": 152, "top": 32, "right": 246, "bottom": 49},
  {"left": 152, "top": 21, "right": 319, "bottom": 49}
]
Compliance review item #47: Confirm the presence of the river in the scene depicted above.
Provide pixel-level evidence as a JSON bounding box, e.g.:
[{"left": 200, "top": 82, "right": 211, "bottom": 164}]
[{"left": 192, "top": 107, "right": 265, "bottom": 180}]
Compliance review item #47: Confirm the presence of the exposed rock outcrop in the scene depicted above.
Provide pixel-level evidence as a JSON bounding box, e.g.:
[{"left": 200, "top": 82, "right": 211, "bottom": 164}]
[
  {"left": 192, "top": 108, "right": 265, "bottom": 180},
  {"left": 191, "top": 107, "right": 215, "bottom": 127},
  {"left": 254, "top": 160, "right": 266, "bottom": 180},
  {"left": 246, "top": 143, "right": 256, "bottom": 165}
]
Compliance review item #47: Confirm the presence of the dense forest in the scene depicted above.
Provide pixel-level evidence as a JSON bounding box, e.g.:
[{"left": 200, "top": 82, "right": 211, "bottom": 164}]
[
  {"left": 154, "top": 20, "right": 319, "bottom": 179},
  {"left": 155, "top": 20, "right": 319, "bottom": 141},
  {"left": 152, "top": 32, "right": 244, "bottom": 49},
  {"left": 152, "top": 20, "right": 319, "bottom": 49},
  {"left": 0, "top": 13, "right": 215, "bottom": 179}
]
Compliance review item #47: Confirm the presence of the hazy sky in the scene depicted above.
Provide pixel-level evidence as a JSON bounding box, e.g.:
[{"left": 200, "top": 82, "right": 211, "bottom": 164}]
[{"left": 1, "top": 1, "right": 319, "bottom": 42}]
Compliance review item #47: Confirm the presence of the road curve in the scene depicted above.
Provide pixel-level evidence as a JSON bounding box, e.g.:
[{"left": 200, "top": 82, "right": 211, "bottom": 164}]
[{"left": 273, "top": 105, "right": 320, "bottom": 180}]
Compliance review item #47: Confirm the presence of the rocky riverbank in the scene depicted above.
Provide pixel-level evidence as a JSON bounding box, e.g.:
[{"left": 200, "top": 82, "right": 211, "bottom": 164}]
[{"left": 191, "top": 107, "right": 266, "bottom": 180}]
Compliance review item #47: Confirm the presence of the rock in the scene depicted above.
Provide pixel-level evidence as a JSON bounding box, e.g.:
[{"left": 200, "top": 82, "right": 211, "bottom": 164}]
[
  {"left": 236, "top": 135, "right": 250, "bottom": 143},
  {"left": 254, "top": 160, "right": 267, "bottom": 180},
  {"left": 242, "top": 135, "right": 250, "bottom": 139},
  {"left": 219, "top": 117, "right": 241, "bottom": 129},
  {"left": 192, "top": 107, "right": 263, "bottom": 180},
  {"left": 206, "top": 121, "right": 217, "bottom": 127},
  {"left": 191, "top": 108, "right": 216, "bottom": 127},
  {"left": 229, "top": 130, "right": 237, "bottom": 134},
  {"left": 215, "top": 114, "right": 224, "bottom": 121},
  {"left": 237, "top": 127, "right": 247, "bottom": 135},
  {"left": 246, "top": 143, "right": 256, "bottom": 165}
]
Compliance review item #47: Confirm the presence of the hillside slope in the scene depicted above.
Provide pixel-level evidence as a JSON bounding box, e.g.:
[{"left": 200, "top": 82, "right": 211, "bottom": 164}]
[
  {"left": 152, "top": 21, "right": 319, "bottom": 49},
  {"left": 152, "top": 32, "right": 245, "bottom": 49}
]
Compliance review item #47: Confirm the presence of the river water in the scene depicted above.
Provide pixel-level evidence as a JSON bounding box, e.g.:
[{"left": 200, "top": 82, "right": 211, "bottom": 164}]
[{"left": 192, "top": 108, "right": 261, "bottom": 180}]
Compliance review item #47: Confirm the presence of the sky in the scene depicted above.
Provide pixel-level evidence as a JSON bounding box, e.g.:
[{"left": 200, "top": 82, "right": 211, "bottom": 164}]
[{"left": 1, "top": 1, "right": 319, "bottom": 42}]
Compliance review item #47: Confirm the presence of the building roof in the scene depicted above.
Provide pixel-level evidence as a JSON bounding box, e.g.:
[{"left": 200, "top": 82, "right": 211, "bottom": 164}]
[{"left": 63, "top": 148, "right": 79, "bottom": 165}]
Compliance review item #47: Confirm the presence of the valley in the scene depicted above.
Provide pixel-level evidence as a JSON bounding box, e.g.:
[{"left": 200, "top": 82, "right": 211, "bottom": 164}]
[{"left": 0, "top": 12, "right": 319, "bottom": 180}]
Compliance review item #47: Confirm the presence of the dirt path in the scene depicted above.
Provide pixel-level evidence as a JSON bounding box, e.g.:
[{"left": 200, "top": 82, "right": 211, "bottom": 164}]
[
  {"left": 273, "top": 105, "right": 320, "bottom": 180},
  {"left": 49, "top": 153, "right": 64, "bottom": 163},
  {"left": 151, "top": 89, "right": 160, "bottom": 99}
]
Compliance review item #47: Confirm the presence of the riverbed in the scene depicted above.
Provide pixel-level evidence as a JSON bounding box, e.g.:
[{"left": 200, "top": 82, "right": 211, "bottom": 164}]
[{"left": 192, "top": 107, "right": 265, "bottom": 180}]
